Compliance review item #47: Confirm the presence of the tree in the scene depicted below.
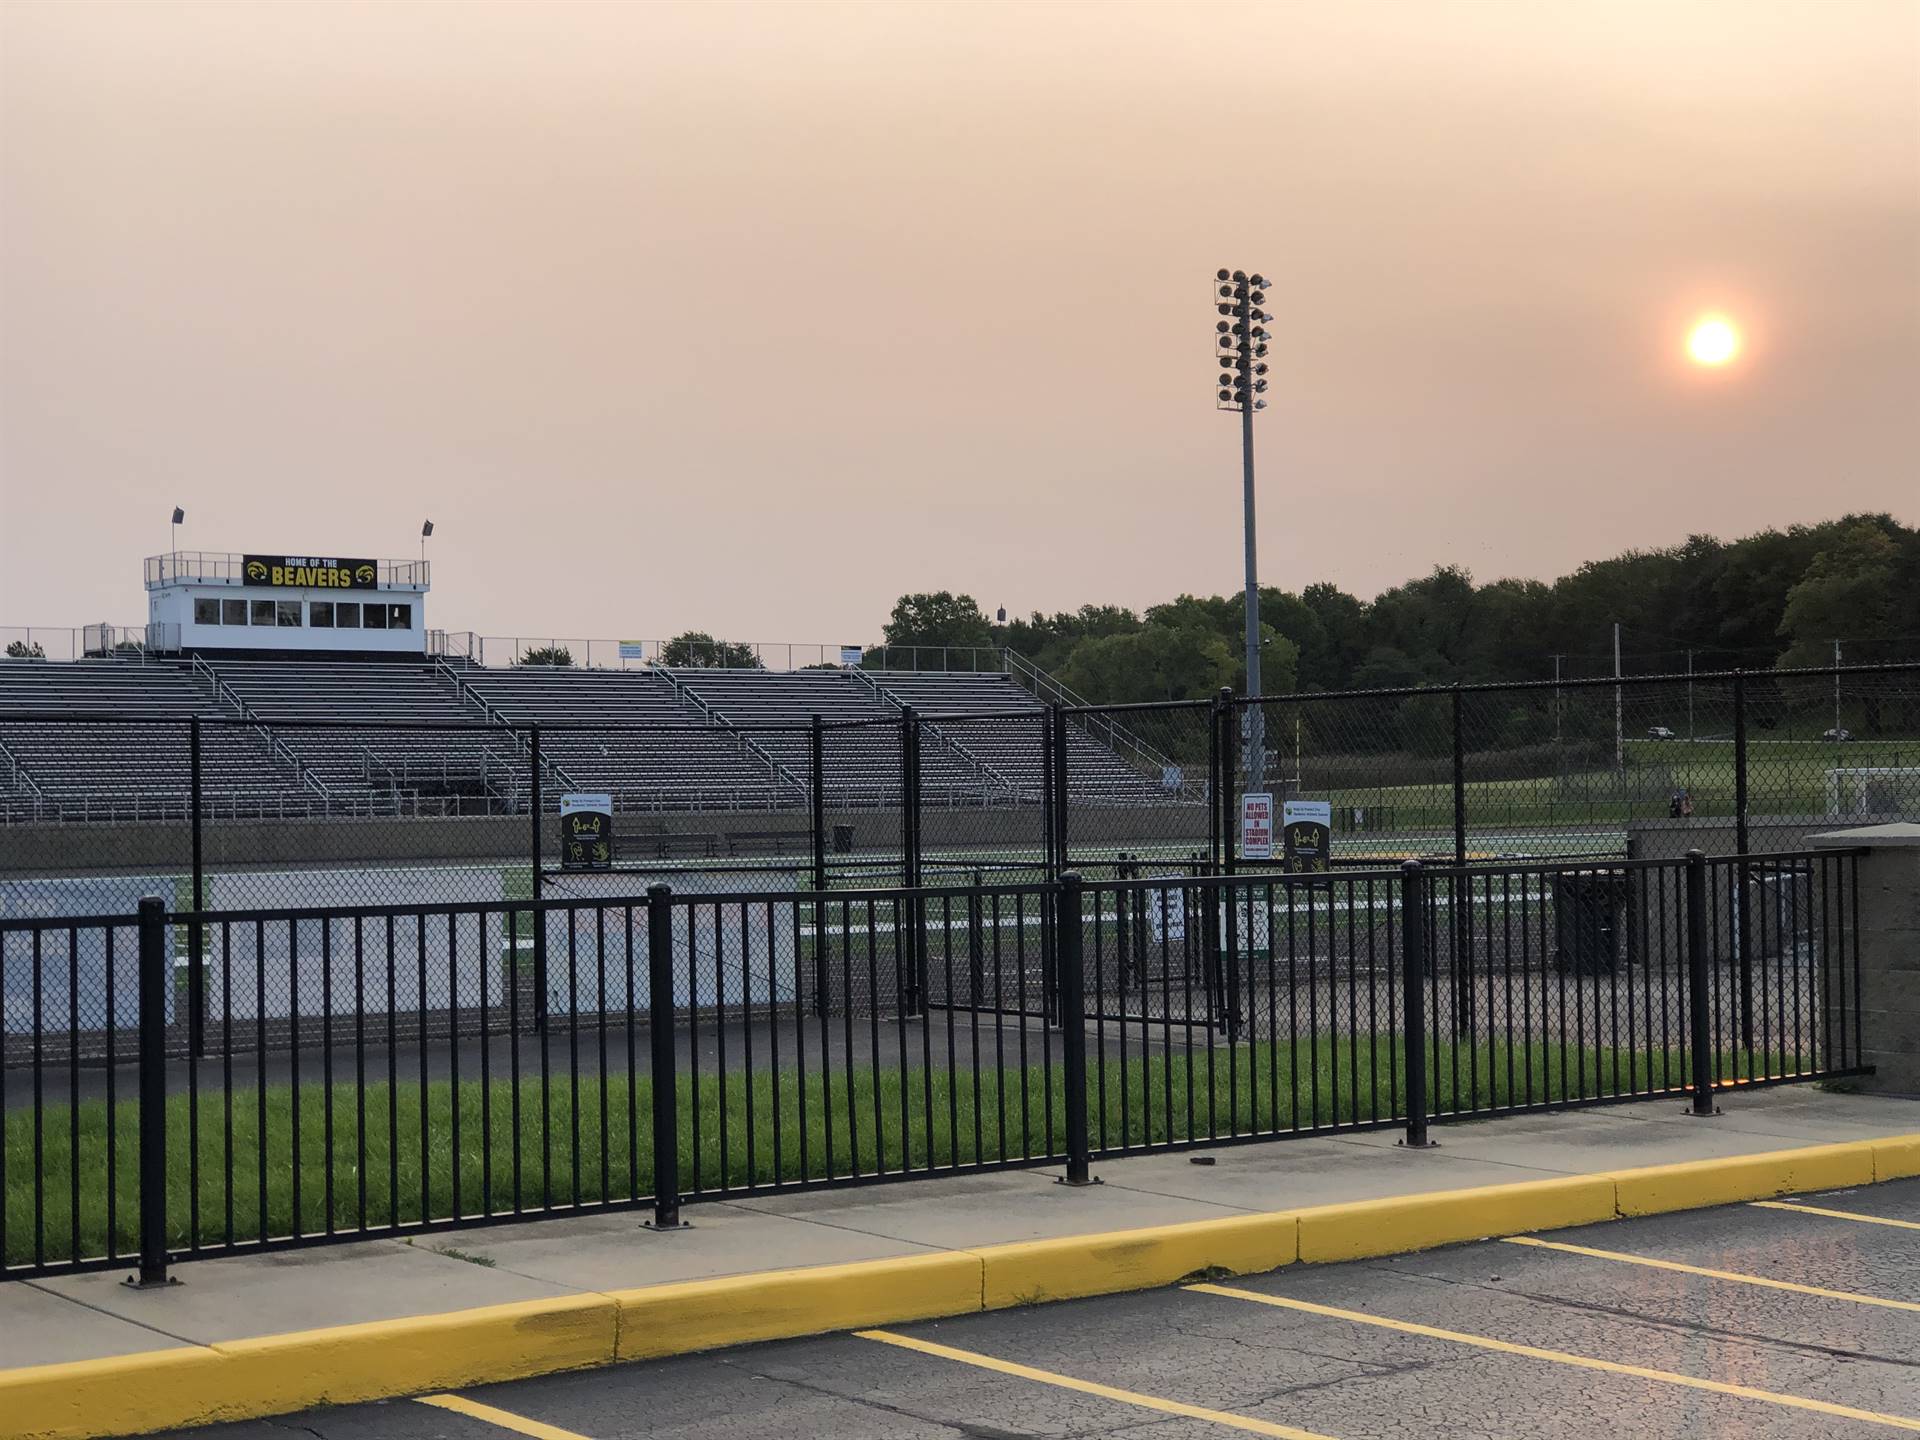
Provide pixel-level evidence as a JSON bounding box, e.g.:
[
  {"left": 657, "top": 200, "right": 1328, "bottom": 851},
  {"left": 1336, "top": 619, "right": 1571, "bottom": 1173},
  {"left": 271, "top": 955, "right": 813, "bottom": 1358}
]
[
  {"left": 882, "top": 592, "right": 994, "bottom": 652},
  {"left": 1057, "top": 625, "right": 1236, "bottom": 704},
  {"left": 5, "top": 640, "right": 45, "bottom": 659},
  {"left": 1777, "top": 520, "right": 1902, "bottom": 669},
  {"left": 661, "top": 631, "right": 762, "bottom": 669},
  {"left": 517, "top": 645, "right": 574, "bottom": 667}
]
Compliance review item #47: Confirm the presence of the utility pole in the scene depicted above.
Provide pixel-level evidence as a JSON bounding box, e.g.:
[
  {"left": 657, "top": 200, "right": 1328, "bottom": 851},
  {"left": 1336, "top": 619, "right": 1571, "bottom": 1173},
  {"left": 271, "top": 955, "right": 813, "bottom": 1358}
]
[
  {"left": 1213, "top": 268, "right": 1272, "bottom": 794},
  {"left": 1613, "top": 622, "right": 1624, "bottom": 771},
  {"left": 1834, "top": 638, "right": 1842, "bottom": 735},
  {"left": 1687, "top": 649, "right": 1695, "bottom": 741}
]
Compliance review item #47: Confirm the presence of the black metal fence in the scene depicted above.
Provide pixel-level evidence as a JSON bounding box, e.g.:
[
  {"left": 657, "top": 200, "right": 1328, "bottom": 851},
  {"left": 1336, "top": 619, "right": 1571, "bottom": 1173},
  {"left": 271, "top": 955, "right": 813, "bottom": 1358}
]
[{"left": 0, "top": 846, "right": 1865, "bottom": 1281}]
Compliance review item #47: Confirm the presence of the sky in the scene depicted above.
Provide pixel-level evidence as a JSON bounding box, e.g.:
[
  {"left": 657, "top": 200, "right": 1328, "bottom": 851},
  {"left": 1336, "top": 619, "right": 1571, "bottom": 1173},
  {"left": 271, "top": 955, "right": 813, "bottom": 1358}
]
[{"left": 2, "top": 0, "right": 1915, "bottom": 650}]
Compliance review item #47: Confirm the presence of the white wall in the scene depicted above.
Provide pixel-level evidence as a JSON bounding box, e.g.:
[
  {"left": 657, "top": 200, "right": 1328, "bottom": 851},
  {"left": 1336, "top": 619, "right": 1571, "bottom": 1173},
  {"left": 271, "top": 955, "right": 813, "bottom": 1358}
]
[{"left": 150, "top": 584, "right": 427, "bottom": 653}]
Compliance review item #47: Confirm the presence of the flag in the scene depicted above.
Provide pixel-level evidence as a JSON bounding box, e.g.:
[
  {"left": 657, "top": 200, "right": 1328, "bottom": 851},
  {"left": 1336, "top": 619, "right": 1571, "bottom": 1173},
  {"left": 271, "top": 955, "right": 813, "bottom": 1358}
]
[
  {"left": 421, "top": 520, "right": 434, "bottom": 538},
  {"left": 171, "top": 507, "right": 185, "bottom": 524}
]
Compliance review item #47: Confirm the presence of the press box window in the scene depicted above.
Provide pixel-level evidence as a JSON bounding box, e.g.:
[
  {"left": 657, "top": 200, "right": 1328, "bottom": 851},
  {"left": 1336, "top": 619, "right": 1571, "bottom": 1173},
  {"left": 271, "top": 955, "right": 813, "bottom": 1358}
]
[
  {"left": 336, "top": 603, "right": 361, "bottom": 629},
  {"left": 388, "top": 603, "right": 412, "bottom": 630},
  {"left": 363, "top": 604, "right": 389, "bottom": 630},
  {"left": 194, "top": 598, "right": 220, "bottom": 625},
  {"left": 251, "top": 600, "right": 276, "bottom": 626},
  {"left": 221, "top": 599, "right": 247, "bottom": 626},
  {"left": 277, "top": 601, "right": 302, "bottom": 627},
  {"left": 310, "top": 602, "right": 334, "bottom": 628}
]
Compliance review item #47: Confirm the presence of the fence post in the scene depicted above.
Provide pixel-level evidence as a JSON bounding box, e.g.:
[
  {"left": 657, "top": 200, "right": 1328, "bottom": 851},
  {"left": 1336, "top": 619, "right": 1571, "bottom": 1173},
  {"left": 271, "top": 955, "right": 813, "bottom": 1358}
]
[
  {"left": 1685, "top": 850, "right": 1719, "bottom": 1117},
  {"left": 1450, "top": 687, "right": 1467, "bottom": 867},
  {"left": 187, "top": 716, "right": 204, "bottom": 1059},
  {"left": 1216, "top": 687, "right": 1235, "bottom": 877},
  {"left": 1040, "top": 706, "right": 1057, "bottom": 880},
  {"left": 1206, "top": 690, "right": 1222, "bottom": 876},
  {"left": 1732, "top": 670, "right": 1753, "bottom": 1069},
  {"left": 646, "top": 883, "right": 685, "bottom": 1227},
  {"left": 1056, "top": 872, "right": 1093, "bottom": 1185},
  {"left": 1399, "top": 862, "right": 1434, "bottom": 1148},
  {"left": 902, "top": 708, "right": 926, "bottom": 1015},
  {"left": 1049, "top": 703, "right": 1069, "bottom": 871},
  {"left": 1039, "top": 707, "right": 1058, "bottom": 1023},
  {"left": 1732, "top": 671, "right": 1749, "bottom": 858},
  {"left": 1449, "top": 688, "right": 1471, "bottom": 1039},
  {"left": 811, "top": 715, "right": 829, "bottom": 1016},
  {"left": 530, "top": 725, "right": 547, "bottom": 1028},
  {"left": 130, "top": 895, "right": 173, "bottom": 1286}
]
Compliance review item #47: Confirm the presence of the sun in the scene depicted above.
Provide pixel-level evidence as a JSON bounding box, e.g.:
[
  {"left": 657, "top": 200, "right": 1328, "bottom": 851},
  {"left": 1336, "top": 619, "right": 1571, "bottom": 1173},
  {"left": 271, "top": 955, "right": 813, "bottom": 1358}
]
[{"left": 1686, "top": 315, "right": 1741, "bottom": 367}]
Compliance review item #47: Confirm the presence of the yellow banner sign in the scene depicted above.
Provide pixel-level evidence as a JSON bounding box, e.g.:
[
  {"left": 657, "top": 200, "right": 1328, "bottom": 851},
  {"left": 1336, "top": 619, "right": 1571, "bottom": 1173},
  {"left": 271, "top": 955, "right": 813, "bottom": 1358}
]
[{"left": 242, "top": 554, "right": 377, "bottom": 589}]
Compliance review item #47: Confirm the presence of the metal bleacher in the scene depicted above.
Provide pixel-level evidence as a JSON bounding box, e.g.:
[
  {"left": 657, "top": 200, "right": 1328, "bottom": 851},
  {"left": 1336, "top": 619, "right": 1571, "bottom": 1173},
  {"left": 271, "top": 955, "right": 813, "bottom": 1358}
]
[
  {"left": 0, "top": 654, "right": 1171, "bottom": 823},
  {"left": 0, "top": 659, "right": 304, "bottom": 821},
  {"left": 461, "top": 666, "right": 797, "bottom": 812},
  {"left": 208, "top": 658, "right": 522, "bottom": 815},
  {"left": 870, "top": 671, "right": 1168, "bottom": 805}
]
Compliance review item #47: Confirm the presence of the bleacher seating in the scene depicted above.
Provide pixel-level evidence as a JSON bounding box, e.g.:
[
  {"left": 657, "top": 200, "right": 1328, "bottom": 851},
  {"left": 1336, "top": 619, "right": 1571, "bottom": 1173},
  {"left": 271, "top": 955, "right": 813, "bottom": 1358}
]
[
  {"left": 663, "top": 668, "right": 917, "bottom": 805},
  {"left": 462, "top": 667, "right": 792, "bottom": 811},
  {"left": 0, "top": 660, "right": 299, "bottom": 821},
  {"left": 0, "top": 655, "right": 1170, "bottom": 822},
  {"left": 211, "top": 659, "right": 512, "bottom": 812},
  {"left": 871, "top": 671, "right": 1166, "bottom": 805}
]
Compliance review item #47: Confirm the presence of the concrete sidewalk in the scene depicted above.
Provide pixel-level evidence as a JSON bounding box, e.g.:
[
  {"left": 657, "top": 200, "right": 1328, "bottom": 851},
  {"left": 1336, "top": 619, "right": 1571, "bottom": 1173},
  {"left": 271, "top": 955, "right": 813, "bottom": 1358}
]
[{"left": 8, "top": 1084, "right": 1919, "bottom": 1373}]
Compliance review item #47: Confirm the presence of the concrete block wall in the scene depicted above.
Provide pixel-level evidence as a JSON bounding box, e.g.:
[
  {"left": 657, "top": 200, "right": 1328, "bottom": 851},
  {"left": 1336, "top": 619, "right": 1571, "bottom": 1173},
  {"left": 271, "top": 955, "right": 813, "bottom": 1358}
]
[{"left": 1812, "top": 824, "right": 1920, "bottom": 1094}]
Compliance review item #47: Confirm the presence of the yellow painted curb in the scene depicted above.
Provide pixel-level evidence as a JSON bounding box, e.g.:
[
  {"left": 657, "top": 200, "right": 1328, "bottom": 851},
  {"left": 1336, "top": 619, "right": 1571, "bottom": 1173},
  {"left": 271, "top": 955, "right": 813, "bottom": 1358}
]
[
  {"left": 977, "top": 1211, "right": 1299, "bottom": 1310},
  {"left": 1611, "top": 1139, "right": 1879, "bottom": 1216},
  {"left": 612, "top": 1252, "right": 982, "bottom": 1362},
  {"left": 1874, "top": 1135, "right": 1920, "bottom": 1182},
  {"left": 10, "top": 1129, "right": 1920, "bottom": 1440},
  {"left": 0, "top": 1345, "right": 233, "bottom": 1440},
  {"left": 0, "top": 1294, "right": 619, "bottom": 1440},
  {"left": 211, "top": 1293, "right": 618, "bottom": 1416},
  {"left": 1297, "top": 1175, "right": 1615, "bottom": 1264}
]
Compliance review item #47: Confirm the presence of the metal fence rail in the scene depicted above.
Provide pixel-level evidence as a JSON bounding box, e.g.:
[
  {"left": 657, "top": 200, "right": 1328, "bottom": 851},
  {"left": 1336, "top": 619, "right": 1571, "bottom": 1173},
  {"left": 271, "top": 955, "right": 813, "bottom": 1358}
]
[{"left": 1, "top": 846, "right": 1864, "bottom": 1282}]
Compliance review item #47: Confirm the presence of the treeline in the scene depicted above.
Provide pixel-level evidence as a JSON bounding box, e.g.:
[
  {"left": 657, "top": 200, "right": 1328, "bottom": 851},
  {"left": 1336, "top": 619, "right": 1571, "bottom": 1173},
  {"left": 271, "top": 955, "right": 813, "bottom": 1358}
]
[{"left": 879, "top": 514, "right": 1920, "bottom": 705}]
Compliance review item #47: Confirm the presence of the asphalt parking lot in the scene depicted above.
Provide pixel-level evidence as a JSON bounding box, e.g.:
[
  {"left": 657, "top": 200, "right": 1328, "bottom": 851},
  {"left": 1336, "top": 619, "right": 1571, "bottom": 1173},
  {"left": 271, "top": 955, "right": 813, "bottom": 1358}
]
[{"left": 171, "top": 1177, "right": 1920, "bottom": 1439}]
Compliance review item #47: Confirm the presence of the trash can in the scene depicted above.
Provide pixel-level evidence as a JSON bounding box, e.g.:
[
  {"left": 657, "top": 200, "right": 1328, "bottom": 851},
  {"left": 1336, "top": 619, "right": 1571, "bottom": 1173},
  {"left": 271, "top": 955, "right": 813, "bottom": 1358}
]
[
  {"left": 831, "top": 823, "right": 855, "bottom": 854},
  {"left": 1554, "top": 870, "right": 1626, "bottom": 974}
]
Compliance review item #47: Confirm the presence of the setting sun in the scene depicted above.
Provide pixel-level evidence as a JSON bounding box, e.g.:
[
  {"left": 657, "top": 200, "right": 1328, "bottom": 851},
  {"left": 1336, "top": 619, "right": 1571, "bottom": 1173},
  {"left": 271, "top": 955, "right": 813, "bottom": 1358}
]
[{"left": 1687, "top": 316, "right": 1741, "bottom": 367}]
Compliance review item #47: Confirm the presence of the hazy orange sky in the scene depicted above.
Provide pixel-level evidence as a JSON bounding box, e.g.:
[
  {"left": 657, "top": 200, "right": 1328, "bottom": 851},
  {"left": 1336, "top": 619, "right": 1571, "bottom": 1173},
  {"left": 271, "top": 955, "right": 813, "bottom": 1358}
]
[{"left": 2, "top": 0, "right": 1915, "bottom": 647}]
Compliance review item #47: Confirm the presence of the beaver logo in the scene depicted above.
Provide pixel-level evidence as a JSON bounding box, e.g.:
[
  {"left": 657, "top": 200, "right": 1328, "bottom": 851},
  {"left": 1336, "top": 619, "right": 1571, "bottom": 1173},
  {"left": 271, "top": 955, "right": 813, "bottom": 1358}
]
[
  {"left": 245, "top": 560, "right": 268, "bottom": 581},
  {"left": 354, "top": 564, "right": 375, "bottom": 585}
]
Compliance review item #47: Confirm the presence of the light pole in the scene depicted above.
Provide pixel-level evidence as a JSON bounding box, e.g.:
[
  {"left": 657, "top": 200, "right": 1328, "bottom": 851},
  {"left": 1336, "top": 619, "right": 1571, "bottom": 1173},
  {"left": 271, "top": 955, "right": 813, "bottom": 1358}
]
[{"left": 1214, "top": 267, "right": 1271, "bottom": 793}]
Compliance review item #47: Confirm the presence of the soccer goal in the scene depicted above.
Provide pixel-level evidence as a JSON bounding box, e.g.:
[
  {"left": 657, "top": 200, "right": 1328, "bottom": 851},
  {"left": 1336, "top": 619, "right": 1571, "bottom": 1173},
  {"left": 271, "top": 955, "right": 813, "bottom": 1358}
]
[{"left": 1825, "top": 767, "right": 1920, "bottom": 819}]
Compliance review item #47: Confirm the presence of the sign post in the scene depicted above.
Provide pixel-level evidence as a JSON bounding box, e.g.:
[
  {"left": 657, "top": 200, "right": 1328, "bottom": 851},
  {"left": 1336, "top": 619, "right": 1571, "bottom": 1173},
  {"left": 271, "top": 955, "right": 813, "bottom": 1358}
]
[{"left": 560, "top": 793, "right": 614, "bottom": 872}]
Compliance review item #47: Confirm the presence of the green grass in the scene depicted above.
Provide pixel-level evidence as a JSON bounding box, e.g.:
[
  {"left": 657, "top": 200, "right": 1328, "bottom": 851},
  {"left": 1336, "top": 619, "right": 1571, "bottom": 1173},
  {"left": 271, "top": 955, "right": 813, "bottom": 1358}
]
[{"left": 4, "top": 1035, "right": 1764, "bottom": 1267}]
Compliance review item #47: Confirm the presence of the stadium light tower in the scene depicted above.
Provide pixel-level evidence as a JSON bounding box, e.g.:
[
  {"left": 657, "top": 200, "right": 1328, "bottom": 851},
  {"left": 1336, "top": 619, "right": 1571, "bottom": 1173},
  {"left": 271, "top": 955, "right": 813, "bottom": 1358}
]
[{"left": 1214, "top": 267, "right": 1271, "bottom": 792}]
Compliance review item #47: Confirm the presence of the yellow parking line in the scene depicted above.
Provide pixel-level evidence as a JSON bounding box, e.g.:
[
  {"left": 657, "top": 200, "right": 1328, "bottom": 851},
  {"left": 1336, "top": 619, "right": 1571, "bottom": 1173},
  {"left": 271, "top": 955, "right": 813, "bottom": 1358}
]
[
  {"left": 857, "top": 1329, "right": 1338, "bottom": 1440},
  {"left": 1751, "top": 1200, "right": 1920, "bottom": 1231},
  {"left": 1501, "top": 1235, "right": 1920, "bottom": 1313},
  {"left": 1189, "top": 1283, "right": 1920, "bottom": 1433},
  {"left": 416, "top": 1394, "right": 594, "bottom": 1440}
]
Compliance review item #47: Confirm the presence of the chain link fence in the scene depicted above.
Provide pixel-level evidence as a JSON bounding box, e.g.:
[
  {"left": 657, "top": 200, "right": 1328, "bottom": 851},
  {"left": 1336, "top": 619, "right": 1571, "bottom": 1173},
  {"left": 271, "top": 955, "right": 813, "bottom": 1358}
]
[{"left": 4, "top": 665, "right": 1917, "bottom": 935}]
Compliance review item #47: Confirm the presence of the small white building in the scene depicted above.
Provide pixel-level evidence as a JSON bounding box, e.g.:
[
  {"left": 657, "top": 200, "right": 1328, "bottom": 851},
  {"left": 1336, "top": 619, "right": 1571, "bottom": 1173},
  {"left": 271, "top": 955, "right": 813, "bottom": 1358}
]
[{"left": 144, "top": 550, "right": 430, "bottom": 655}]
